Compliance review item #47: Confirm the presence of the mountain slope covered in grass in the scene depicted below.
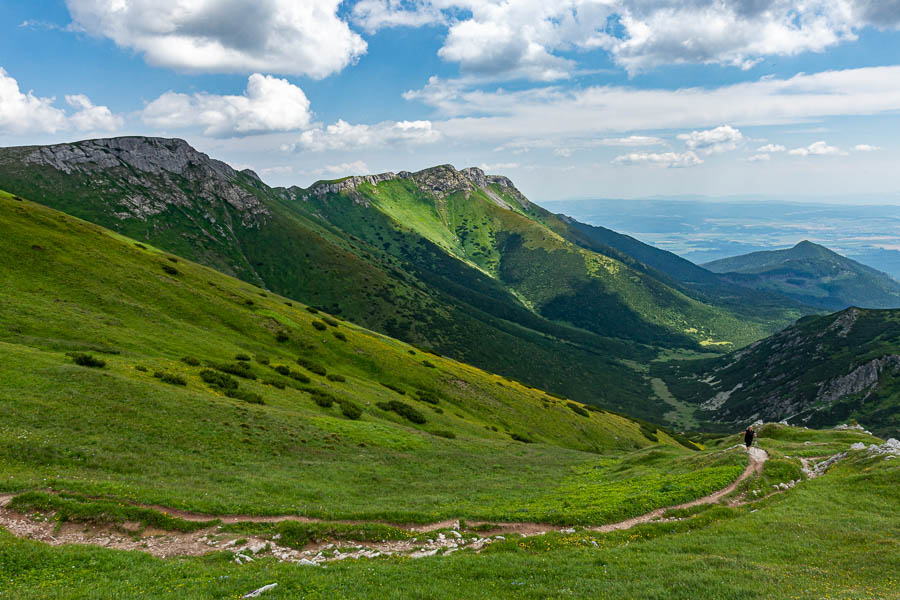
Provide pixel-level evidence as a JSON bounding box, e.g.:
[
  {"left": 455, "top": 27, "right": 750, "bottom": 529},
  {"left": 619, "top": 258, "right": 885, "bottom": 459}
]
[
  {"left": 653, "top": 307, "right": 900, "bottom": 436},
  {"left": 704, "top": 240, "right": 900, "bottom": 310},
  {"left": 0, "top": 189, "right": 709, "bottom": 520}
]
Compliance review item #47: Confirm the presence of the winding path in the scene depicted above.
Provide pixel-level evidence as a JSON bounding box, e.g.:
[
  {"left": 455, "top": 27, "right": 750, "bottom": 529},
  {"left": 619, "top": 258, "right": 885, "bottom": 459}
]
[{"left": 0, "top": 447, "right": 769, "bottom": 562}]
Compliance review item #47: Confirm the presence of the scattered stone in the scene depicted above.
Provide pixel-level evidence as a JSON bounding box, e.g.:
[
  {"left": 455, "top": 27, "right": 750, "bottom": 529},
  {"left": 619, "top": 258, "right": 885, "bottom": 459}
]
[
  {"left": 850, "top": 442, "right": 866, "bottom": 450},
  {"left": 866, "top": 438, "right": 900, "bottom": 457}
]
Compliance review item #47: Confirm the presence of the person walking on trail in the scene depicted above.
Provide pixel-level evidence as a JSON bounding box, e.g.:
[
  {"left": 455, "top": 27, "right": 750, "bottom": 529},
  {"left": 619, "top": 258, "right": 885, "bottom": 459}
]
[{"left": 744, "top": 426, "right": 755, "bottom": 449}]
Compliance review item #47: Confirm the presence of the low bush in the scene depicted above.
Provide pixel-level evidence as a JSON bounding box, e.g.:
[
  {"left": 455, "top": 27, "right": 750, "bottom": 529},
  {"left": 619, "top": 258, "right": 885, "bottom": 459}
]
[
  {"left": 199, "top": 369, "right": 239, "bottom": 391},
  {"left": 276, "top": 331, "right": 290, "bottom": 343},
  {"left": 567, "top": 402, "right": 590, "bottom": 418},
  {"left": 306, "top": 306, "right": 319, "bottom": 314},
  {"left": 422, "top": 360, "right": 437, "bottom": 368},
  {"left": 311, "top": 320, "right": 328, "bottom": 331},
  {"left": 70, "top": 353, "right": 105, "bottom": 368},
  {"left": 416, "top": 390, "right": 440, "bottom": 405},
  {"left": 262, "top": 378, "right": 285, "bottom": 390},
  {"left": 380, "top": 382, "right": 406, "bottom": 395},
  {"left": 639, "top": 422, "right": 659, "bottom": 443},
  {"left": 510, "top": 432, "right": 534, "bottom": 443},
  {"left": 297, "top": 357, "right": 326, "bottom": 376},
  {"left": 273, "top": 365, "right": 291, "bottom": 376},
  {"left": 339, "top": 399, "right": 363, "bottom": 420},
  {"left": 225, "top": 389, "right": 264, "bottom": 405},
  {"left": 326, "top": 373, "right": 346, "bottom": 382},
  {"left": 377, "top": 400, "right": 426, "bottom": 424},
  {"left": 235, "top": 353, "right": 251, "bottom": 362},
  {"left": 166, "top": 256, "right": 178, "bottom": 263},
  {"left": 134, "top": 365, "right": 148, "bottom": 372},
  {"left": 153, "top": 371, "right": 187, "bottom": 386},
  {"left": 161, "top": 264, "right": 179, "bottom": 276},
  {"left": 134, "top": 243, "right": 147, "bottom": 250},
  {"left": 181, "top": 356, "right": 201, "bottom": 366},
  {"left": 256, "top": 356, "right": 270, "bottom": 365},
  {"left": 289, "top": 371, "right": 311, "bottom": 384},
  {"left": 322, "top": 316, "right": 339, "bottom": 327},
  {"left": 430, "top": 430, "right": 456, "bottom": 439},
  {"left": 212, "top": 362, "right": 256, "bottom": 380},
  {"left": 333, "top": 331, "right": 347, "bottom": 342},
  {"left": 313, "top": 394, "right": 335, "bottom": 408},
  {"left": 547, "top": 392, "right": 566, "bottom": 400}
]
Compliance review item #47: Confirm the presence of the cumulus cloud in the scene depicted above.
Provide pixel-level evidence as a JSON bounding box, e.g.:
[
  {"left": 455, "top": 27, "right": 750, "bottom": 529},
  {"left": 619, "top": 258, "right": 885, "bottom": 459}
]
[
  {"left": 757, "top": 143, "right": 786, "bottom": 152},
  {"left": 479, "top": 162, "right": 520, "bottom": 171},
  {"left": 142, "top": 74, "right": 311, "bottom": 137},
  {"left": 747, "top": 153, "right": 771, "bottom": 162},
  {"left": 65, "top": 94, "right": 124, "bottom": 131},
  {"left": 612, "top": 151, "right": 702, "bottom": 168},
  {"left": 677, "top": 125, "right": 743, "bottom": 154},
  {"left": 788, "top": 141, "right": 846, "bottom": 156},
  {"left": 65, "top": 0, "right": 366, "bottom": 78},
  {"left": 311, "top": 161, "right": 371, "bottom": 176},
  {"left": 290, "top": 119, "right": 441, "bottom": 152},
  {"left": 853, "top": 144, "right": 881, "bottom": 151},
  {"left": 0, "top": 67, "right": 121, "bottom": 135},
  {"left": 595, "top": 135, "right": 664, "bottom": 147},
  {"left": 354, "top": 0, "right": 892, "bottom": 79}
]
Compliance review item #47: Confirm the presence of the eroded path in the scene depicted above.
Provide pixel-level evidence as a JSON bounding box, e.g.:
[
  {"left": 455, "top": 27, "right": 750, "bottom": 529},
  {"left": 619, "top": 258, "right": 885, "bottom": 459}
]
[{"left": 0, "top": 448, "right": 771, "bottom": 564}]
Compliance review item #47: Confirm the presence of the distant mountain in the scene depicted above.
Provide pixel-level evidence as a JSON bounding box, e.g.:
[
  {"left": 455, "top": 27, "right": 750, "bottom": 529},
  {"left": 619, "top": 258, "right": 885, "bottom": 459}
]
[
  {"left": 704, "top": 241, "right": 900, "bottom": 310},
  {"left": 653, "top": 307, "right": 900, "bottom": 437},
  {"left": 0, "top": 136, "right": 801, "bottom": 419}
]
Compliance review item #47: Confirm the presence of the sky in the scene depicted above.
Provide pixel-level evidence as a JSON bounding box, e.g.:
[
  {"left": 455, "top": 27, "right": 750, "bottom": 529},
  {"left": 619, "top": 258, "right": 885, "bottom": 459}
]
[{"left": 1, "top": 0, "right": 900, "bottom": 202}]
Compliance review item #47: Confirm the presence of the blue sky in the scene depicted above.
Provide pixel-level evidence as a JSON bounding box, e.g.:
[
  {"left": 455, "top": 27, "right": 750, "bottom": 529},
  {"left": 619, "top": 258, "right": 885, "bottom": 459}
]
[{"left": 1, "top": 0, "right": 900, "bottom": 202}]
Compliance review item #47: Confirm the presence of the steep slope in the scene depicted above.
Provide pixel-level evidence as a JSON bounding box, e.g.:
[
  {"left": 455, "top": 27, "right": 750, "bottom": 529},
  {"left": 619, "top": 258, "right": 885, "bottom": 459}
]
[
  {"left": 0, "top": 137, "right": 657, "bottom": 415},
  {"left": 653, "top": 307, "right": 900, "bottom": 436},
  {"left": 0, "top": 189, "right": 704, "bottom": 520},
  {"left": 704, "top": 240, "right": 900, "bottom": 310}
]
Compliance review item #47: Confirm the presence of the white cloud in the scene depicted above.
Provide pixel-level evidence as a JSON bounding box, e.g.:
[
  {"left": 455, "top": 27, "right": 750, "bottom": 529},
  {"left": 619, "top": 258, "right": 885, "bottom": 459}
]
[
  {"left": 853, "top": 144, "right": 881, "bottom": 151},
  {"left": 259, "top": 165, "right": 294, "bottom": 176},
  {"left": 677, "top": 125, "right": 743, "bottom": 154},
  {"left": 311, "top": 161, "right": 371, "bottom": 176},
  {"left": 65, "top": 0, "right": 366, "bottom": 78},
  {"left": 757, "top": 143, "right": 786, "bottom": 152},
  {"left": 595, "top": 135, "right": 664, "bottom": 147},
  {"left": 0, "top": 67, "right": 67, "bottom": 134},
  {"left": 291, "top": 119, "right": 441, "bottom": 152},
  {"left": 142, "top": 74, "right": 311, "bottom": 137},
  {"left": 788, "top": 141, "right": 846, "bottom": 156},
  {"left": 65, "top": 94, "right": 124, "bottom": 131},
  {"left": 0, "top": 67, "right": 121, "bottom": 135},
  {"left": 747, "top": 153, "right": 771, "bottom": 162},
  {"left": 612, "top": 151, "right": 702, "bottom": 168},
  {"left": 354, "top": 1, "right": 889, "bottom": 80},
  {"left": 404, "top": 66, "right": 900, "bottom": 143}
]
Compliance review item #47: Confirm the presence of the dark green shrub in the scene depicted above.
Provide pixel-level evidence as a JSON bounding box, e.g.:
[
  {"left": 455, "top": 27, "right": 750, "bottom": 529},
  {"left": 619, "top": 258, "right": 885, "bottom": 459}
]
[
  {"left": 322, "top": 317, "right": 339, "bottom": 327},
  {"left": 263, "top": 378, "right": 285, "bottom": 390},
  {"left": 567, "top": 402, "right": 590, "bottom": 418},
  {"left": 166, "top": 256, "right": 178, "bottom": 263},
  {"left": 327, "top": 373, "right": 346, "bottom": 382},
  {"left": 431, "top": 430, "right": 456, "bottom": 439},
  {"left": 244, "top": 299, "right": 254, "bottom": 306},
  {"left": 311, "top": 320, "right": 327, "bottom": 331},
  {"left": 235, "top": 353, "right": 251, "bottom": 362},
  {"left": 547, "top": 392, "right": 566, "bottom": 400},
  {"left": 313, "top": 394, "right": 334, "bottom": 408},
  {"left": 416, "top": 390, "right": 440, "bottom": 405},
  {"left": 510, "top": 432, "right": 534, "bottom": 443},
  {"left": 380, "top": 382, "right": 406, "bottom": 395},
  {"left": 339, "top": 399, "right": 362, "bottom": 420},
  {"left": 408, "top": 350, "right": 416, "bottom": 355},
  {"left": 135, "top": 365, "right": 148, "bottom": 372},
  {"left": 273, "top": 365, "right": 291, "bottom": 376},
  {"left": 181, "top": 356, "right": 201, "bottom": 366},
  {"left": 289, "top": 371, "right": 311, "bottom": 384},
  {"left": 162, "top": 264, "right": 179, "bottom": 276},
  {"left": 422, "top": 361, "right": 436, "bottom": 368},
  {"left": 199, "top": 369, "right": 238, "bottom": 391},
  {"left": 134, "top": 243, "right": 147, "bottom": 250},
  {"left": 297, "top": 357, "right": 326, "bottom": 376},
  {"left": 276, "top": 331, "right": 290, "bottom": 343},
  {"left": 377, "top": 400, "right": 426, "bottom": 424},
  {"left": 306, "top": 306, "right": 319, "bottom": 314},
  {"left": 256, "top": 356, "right": 270, "bottom": 365},
  {"left": 333, "top": 331, "right": 347, "bottom": 342},
  {"left": 284, "top": 301, "right": 293, "bottom": 307},
  {"left": 212, "top": 362, "right": 256, "bottom": 380},
  {"left": 639, "top": 422, "right": 659, "bottom": 443},
  {"left": 71, "top": 353, "right": 105, "bottom": 368},
  {"left": 153, "top": 371, "right": 187, "bottom": 386}
]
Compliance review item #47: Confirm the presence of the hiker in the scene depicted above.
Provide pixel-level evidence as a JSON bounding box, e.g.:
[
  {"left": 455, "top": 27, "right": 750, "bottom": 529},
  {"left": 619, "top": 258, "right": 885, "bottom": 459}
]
[{"left": 744, "top": 426, "right": 755, "bottom": 449}]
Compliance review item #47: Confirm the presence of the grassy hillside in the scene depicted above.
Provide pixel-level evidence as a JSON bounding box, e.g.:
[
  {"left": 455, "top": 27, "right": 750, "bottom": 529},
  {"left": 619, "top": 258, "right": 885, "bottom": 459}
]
[
  {"left": 704, "top": 240, "right": 900, "bottom": 310},
  {"left": 2, "top": 425, "right": 895, "bottom": 599},
  {"left": 0, "top": 189, "right": 713, "bottom": 521},
  {"left": 653, "top": 307, "right": 900, "bottom": 436}
]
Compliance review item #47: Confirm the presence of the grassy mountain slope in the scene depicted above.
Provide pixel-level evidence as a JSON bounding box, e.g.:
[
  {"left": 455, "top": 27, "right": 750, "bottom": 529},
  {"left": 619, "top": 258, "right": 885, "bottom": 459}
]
[
  {"left": 653, "top": 307, "right": 900, "bottom": 436},
  {"left": 0, "top": 138, "right": 661, "bottom": 416},
  {"left": 3, "top": 426, "right": 895, "bottom": 599},
  {"left": 0, "top": 189, "right": 715, "bottom": 521},
  {"left": 704, "top": 240, "right": 900, "bottom": 310}
]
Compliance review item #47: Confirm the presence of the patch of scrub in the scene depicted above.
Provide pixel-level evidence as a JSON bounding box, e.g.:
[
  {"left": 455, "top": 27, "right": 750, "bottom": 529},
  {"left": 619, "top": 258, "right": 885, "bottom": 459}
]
[{"left": 650, "top": 377, "right": 698, "bottom": 429}]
